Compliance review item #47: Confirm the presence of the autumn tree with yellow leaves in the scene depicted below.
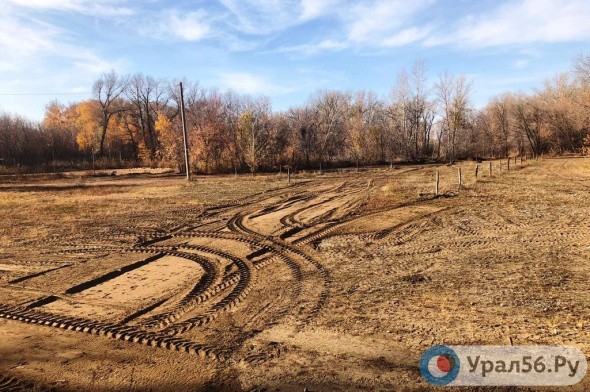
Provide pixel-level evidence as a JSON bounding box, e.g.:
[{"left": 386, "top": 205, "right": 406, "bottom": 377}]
[
  {"left": 154, "top": 111, "right": 183, "bottom": 170},
  {"left": 75, "top": 100, "right": 102, "bottom": 155}
]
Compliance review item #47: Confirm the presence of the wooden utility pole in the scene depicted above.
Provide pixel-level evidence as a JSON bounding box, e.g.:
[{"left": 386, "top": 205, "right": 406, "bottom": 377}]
[
  {"left": 435, "top": 171, "right": 440, "bottom": 196},
  {"left": 179, "top": 82, "right": 191, "bottom": 181},
  {"left": 251, "top": 117, "right": 256, "bottom": 177}
]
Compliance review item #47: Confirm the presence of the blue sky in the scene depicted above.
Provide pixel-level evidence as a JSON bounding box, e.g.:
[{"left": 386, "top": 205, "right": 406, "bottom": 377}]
[{"left": 1, "top": 0, "right": 589, "bottom": 120}]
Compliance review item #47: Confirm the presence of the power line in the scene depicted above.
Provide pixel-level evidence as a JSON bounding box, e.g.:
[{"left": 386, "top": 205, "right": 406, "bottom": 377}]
[{"left": 0, "top": 92, "right": 92, "bottom": 96}]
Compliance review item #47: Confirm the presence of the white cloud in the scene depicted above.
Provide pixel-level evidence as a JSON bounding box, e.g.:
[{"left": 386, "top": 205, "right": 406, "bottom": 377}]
[
  {"left": 272, "top": 0, "right": 436, "bottom": 54},
  {"left": 300, "top": 0, "right": 340, "bottom": 20},
  {"left": 218, "top": 0, "right": 301, "bottom": 35},
  {"left": 344, "top": 0, "right": 434, "bottom": 44},
  {"left": 0, "top": 14, "right": 59, "bottom": 58},
  {"left": 381, "top": 26, "right": 433, "bottom": 47},
  {"left": 163, "top": 10, "right": 211, "bottom": 41},
  {"left": 514, "top": 59, "right": 530, "bottom": 69},
  {"left": 0, "top": 3, "right": 128, "bottom": 119},
  {"left": 264, "top": 0, "right": 435, "bottom": 54},
  {"left": 0, "top": 6, "right": 125, "bottom": 73},
  {"left": 218, "top": 72, "right": 292, "bottom": 95},
  {"left": 275, "top": 39, "right": 348, "bottom": 55},
  {"left": 424, "top": 0, "right": 590, "bottom": 47},
  {"left": 2, "top": 0, "right": 135, "bottom": 16},
  {"left": 280, "top": 0, "right": 590, "bottom": 53},
  {"left": 216, "top": 0, "right": 342, "bottom": 35}
]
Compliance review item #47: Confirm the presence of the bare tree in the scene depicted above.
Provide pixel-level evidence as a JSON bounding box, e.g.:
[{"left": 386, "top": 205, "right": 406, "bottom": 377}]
[
  {"left": 409, "top": 59, "right": 435, "bottom": 159},
  {"left": 0, "top": 112, "right": 46, "bottom": 167},
  {"left": 539, "top": 73, "right": 587, "bottom": 153},
  {"left": 488, "top": 94, "right": 513, "bottom": 157},
  {"left": 435, "top": 72, "right": 473, "bottom": 163},
  {"left": 389, "top": 69, "right": 412, "bottom": 159},
  {"left": 93, "top": 70, "right": 128, "bottom": 157},
  {"left": 287, "top": 105, "right": 316, "bottom": 168},
  {"left": 513, "top": 95, "right": 544, "bottom": 157},
  {"left": 573, "top": 53, "right": 590, "bottom": 85},
  {"left": 310, "top": 90, "right": 350, "bottom": 169},
  {"left": 237, "top": 96, "right": 272, "bottom": 175},
  {"left": 125, "top": 73, "right": 169, "bottom": 158}
]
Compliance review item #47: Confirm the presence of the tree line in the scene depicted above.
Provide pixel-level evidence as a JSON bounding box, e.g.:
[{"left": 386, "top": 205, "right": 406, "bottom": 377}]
[{"left": 1, "top": 56, "right": 589, "bottom": 174}]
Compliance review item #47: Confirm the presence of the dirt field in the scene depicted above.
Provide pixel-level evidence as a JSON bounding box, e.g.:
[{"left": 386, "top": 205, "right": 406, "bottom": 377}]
[{"left": 0, "top": 158, "right": 589, "bottom": 391}]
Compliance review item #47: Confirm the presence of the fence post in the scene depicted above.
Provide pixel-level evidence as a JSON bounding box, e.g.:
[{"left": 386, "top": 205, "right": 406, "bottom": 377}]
[
  {"left": 475, "top": 164, "right": 479, "bottom": 180},
  {"left": 507, "top": 157, "right": 510, "bottom": 171},
  {"left": 179, "top": 82, "right": 191, "bottom": 181},
  {"left": 288, "top": 168, "right": 291, "bottom": 183},
  {"left": 489, "top": 161, "right": 492, "bottom": 177},
  {"left": 500, "top": 161, "right": 503, "bottom": 175},
  {"left": 435, "top": 170, "right": 440, "bottom": 196},
  {"left": 458, "top": 167, "right": 462, "bottom": 188}
]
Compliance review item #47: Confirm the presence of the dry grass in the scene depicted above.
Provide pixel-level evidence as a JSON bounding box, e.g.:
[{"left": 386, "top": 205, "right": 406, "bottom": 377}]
[{"left": 0, "top": 158, "right": 589, "bottom": 391}]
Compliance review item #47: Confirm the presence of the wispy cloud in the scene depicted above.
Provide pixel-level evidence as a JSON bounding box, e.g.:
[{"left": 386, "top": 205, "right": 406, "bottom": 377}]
[
  {"left": 275, "top": 39, "right": 348, "bottom": 55},
  {"left": 344, "top": 0, "right": 434, "bottom": 44},
  {"left": 0, "top": 4, "right": 125, "bottom": 72},
  {"left": 158, "top": 10, "right": 212, "bottom": 41},
  {"left": 0, "top": 2, "right": 127, "bottom": 117},
  {"left": 266, "top": 0, "right": 435, "bottom": 54},
  {"left": 2, "top": 0, "right": 135, "bottom": 16},
  {"left": 381, "top": 26, "right": 433, "bottom": 47},
  {"left": 424, "top": 0, "right": 590, "bottom": 47},
  {"left": 218, "top": 72, "right": 293, "bottom": 95},
  {"left": 216, "top": 0, "right": 344, "bottom": 35},
  {"left": 0, "top": 13, "right": 60, "bottom": 60},
  {"left": 218, "top": 0, "right": 302, "bottom": 35},
  {"left": 261, "top": 0, "right": 590, "bottom": 54},
  {"left": 300, "top": 0, "right": 340, "bottom": 20}
]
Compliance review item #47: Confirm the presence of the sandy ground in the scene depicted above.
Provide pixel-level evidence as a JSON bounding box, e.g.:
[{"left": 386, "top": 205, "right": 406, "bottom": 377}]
[{"left": 0, "top": 158, "right": 589, "bottom": 391}]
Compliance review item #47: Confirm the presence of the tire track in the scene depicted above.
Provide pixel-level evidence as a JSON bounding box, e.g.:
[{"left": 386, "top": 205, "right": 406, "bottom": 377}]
[
  {"left": 227, "top": 212, "right": 330, "bottom": 324},
  {"left": 158, "top": 245, "right": 255, "bottom": 336},
  {"left": 0, "top": 374, "right": 36, "bottom": 392},
  {"left": 0, "top": 304, "right": 224, "bottom": 361}
]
